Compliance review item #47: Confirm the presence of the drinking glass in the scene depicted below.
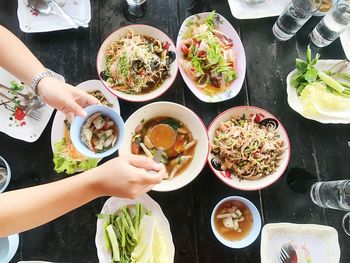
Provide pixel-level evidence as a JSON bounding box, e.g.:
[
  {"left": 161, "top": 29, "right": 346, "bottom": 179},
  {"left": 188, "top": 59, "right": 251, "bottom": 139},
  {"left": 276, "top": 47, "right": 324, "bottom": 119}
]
[
  {"left": 310, "top": 0, "right": 350, "bottom": 47},
  {"left": 273, "top": 0, "right": 322, "bottom": 41},
  {"left": 126, "top": 0, "right": 146, "bottom": 21},
  {"left": 343, "top": 211, "right": 350, "bottom": 236},
  {"left": 310, "top": 180, "right": 350, "bottom": 210}
]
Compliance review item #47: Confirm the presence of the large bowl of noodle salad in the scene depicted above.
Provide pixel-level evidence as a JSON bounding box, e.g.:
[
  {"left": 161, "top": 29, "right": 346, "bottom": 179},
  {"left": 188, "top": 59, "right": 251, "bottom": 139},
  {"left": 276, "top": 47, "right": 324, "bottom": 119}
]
[
  {"left": 208, "top": 106, "right": 290, "bottom": 191},
  {"left": 97, "top": 25, "right": 178, "bottom": 102}
]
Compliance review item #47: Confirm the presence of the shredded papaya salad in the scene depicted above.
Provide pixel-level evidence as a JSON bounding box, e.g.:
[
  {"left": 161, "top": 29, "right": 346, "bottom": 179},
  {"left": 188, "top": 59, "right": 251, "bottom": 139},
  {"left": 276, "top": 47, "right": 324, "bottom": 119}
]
[
  {"left": 180, "top": 11, "right": 238, "bottom": 95},
  {"left": 211, "top": 114, "right": 285, "bottom": 180},
  {"left": 101, "top": 30, "right": 175, "bottom": 94}
]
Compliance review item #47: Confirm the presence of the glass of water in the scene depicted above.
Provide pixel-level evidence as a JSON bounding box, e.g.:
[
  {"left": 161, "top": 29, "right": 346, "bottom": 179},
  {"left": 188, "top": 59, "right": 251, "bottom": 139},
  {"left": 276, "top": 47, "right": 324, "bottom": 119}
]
[
  {"left": 310, "top": 180, "right": 350, "bottom": 210},
  {"left": 273, "top": 0, "right": 322, "bottom": 41},
  {"left": 310, "top": 0, "right": 350, "bottom": 47},
  {"left": 125, "top": 0, "right": 146, "bottom": 21}
]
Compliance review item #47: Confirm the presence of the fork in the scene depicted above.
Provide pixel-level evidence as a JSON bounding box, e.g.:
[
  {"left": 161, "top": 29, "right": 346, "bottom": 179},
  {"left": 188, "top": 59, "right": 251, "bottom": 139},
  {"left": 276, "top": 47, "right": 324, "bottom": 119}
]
[
  {"left": 0, "top": 83, "right": 44, "bottom": 108},
  {"left": 276, "top": 247, "right": 290, "bottom": 263},
  {"left": 0, "top": 91, "right": 42, "bottom": 121}
]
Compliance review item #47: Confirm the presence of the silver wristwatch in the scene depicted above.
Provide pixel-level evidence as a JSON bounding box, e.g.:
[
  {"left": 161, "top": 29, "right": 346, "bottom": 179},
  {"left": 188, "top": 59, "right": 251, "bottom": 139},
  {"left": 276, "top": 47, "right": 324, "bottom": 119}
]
[{"left": 30, "top": 70, "right": 55, "bottom": 95}]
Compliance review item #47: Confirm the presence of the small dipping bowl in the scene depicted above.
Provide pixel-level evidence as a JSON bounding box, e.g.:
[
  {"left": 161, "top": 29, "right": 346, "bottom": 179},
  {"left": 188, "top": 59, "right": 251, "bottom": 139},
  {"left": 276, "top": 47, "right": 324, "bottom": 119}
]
[
  {"left": 150, "top": 124, "right": 176, "bottom": 150},
  {"left": 70, "top": 105, "right": 125, "bottom": 158},
  {"left": 0, "top": 156, "right": 11, "bottom": 193},
  {"left": 0, "top": 234, "right": 19, "bottom": 263},
  {"left": 211, "top": 196, "right": 261, "bottom": 249}
]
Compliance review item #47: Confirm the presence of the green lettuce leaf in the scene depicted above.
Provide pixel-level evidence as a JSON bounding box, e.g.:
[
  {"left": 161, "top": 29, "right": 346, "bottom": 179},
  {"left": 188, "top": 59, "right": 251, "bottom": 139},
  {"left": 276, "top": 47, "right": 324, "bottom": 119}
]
[{"left": 53, "top": 139, "right": 98, "bottom": 175}]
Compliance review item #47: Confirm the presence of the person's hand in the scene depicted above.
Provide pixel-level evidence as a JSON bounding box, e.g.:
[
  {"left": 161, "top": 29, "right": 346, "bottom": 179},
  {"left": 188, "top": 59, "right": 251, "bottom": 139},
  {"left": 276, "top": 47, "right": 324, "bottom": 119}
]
[
  {"left": 37, "top": 77, "right": 100, "bottom": 119},
  {"left": 90, "top": 155, "right": 166, "bottom": 199}
]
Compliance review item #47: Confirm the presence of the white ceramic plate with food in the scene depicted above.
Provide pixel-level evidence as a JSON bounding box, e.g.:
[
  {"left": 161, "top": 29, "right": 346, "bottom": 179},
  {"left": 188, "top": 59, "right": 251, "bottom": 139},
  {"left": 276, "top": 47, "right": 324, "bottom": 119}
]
[
  {"left": 177, "top": 12, "right": 246, "bottom": 103},
  {"left": 50, "top": 80, "right": 120, "bottom": 174},
  {"left": 0, "top": 68, "right": 60, "bottom": 143},
  {"left": 96, "top": 24, "right": 178, "bottom": 102},
  {"left": 261, "top": 223, "right": 340, "bottom": 263},
  {"left": 287, "top": 59, "right": 350, "bottom": 124},
  {"left": 340, "top": 30, "right": 350, "bottom": 60},
  {"left": 17, "top": 0, "right": 91, "bottom": 33},
  {"left": 208, "top": 106, "right": 290, "bottom": 191},
  {"left": 51, "top": 79, "right": 120, "bottom": 151},
  {"left": 227, "top": 0, "right": 288, "bottom": 19},
  {"left": 118, "top": 101, "right": 209, "bottom": 192},
  {"left": 95, "top": 194, "right": 175, "bottom": 263}
]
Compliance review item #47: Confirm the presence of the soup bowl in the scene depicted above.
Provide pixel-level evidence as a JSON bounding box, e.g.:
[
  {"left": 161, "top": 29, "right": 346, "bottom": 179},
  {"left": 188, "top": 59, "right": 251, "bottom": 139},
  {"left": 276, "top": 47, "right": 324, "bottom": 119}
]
[
  {"left": 70, "top": 105, "right": 125, "bottom": 159},
  {"left": 96, "top": 24, "right": 179, "bottom": 102},
  {"left": 211, "top": 196, "right": 261, "bottom": 249},
  {"left": 118, "top": 101, "right": 209, "bottom": 191}
]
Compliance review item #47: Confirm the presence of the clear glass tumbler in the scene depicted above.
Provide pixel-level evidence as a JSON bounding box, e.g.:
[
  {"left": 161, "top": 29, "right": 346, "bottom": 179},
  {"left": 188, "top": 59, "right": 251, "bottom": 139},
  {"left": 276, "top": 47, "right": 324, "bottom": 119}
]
[
  {"left": 126, "top": 0, "right": 146, "bottom": 21},
  {"left": 343, "top": 212, "right": 350, "bottom": 236},
  {"left": 310, "top": 180, "right": 350, "bottom": 210},
  {"left": 273, "top": 0, "right": 322, "bottom": 41},
  {"left": 310, "top": 0, "right": 350, "bottom": 47}
]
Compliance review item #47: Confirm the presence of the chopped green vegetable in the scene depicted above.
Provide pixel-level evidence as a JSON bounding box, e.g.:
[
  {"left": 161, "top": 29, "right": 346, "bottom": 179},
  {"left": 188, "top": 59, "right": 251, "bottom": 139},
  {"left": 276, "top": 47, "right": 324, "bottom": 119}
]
[{"left": 106, "top": 224, "right": 120, "bottom": 262}]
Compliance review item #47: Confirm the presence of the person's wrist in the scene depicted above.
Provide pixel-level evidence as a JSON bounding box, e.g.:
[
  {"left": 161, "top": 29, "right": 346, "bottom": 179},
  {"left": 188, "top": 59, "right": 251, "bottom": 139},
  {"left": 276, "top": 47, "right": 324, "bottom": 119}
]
[
  {"left": 84, "top": 167, "right": 105, "bottom": 198},
  {"left": 36, "top": 76, "right": 56, "bottom": 97}
]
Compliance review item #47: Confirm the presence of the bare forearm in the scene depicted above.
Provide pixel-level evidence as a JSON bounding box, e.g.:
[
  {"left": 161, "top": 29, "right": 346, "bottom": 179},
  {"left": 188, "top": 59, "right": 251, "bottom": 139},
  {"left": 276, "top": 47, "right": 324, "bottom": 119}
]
[
  {"left": 0, "top": 170, "right": 100, "bottom": 237},
  {"left": 0, "top": 25, "right": 45, "bottom": 85}
]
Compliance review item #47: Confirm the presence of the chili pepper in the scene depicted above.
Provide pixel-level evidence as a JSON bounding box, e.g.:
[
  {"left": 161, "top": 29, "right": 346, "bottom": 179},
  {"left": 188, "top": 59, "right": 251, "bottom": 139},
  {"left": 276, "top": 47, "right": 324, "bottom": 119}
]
[{"left": 14, "top": 107, "right": 26, "bottom": 121}]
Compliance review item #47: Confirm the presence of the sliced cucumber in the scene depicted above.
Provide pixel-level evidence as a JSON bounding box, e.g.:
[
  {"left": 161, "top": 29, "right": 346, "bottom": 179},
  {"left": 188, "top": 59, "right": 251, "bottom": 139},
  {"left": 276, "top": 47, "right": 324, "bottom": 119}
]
[
  {"left": 318, "top": 71, "right": 345, "bottom": 93},
  {"left": 106, "top": 224, "right": 120, "bottom": 262}
]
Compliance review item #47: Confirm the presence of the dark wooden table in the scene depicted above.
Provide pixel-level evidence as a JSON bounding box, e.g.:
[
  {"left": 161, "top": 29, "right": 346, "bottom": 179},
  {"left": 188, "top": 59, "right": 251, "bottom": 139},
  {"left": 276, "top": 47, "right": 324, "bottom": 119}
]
[{"left": 1, "top": 0, "right": 350, "bottom": 262}]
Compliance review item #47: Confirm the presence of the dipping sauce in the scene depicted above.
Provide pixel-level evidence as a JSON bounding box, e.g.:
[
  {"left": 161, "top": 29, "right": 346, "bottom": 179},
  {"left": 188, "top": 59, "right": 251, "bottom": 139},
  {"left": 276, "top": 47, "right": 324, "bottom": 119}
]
[{"left": 214, "top": 200, "right": 253, "bottom": 241}]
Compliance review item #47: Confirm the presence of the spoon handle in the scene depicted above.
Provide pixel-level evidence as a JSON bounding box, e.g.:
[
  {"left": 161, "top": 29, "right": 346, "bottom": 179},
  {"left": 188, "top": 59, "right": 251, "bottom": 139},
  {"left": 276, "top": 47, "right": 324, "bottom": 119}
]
[
  {"left": 50, "top": 10, "right": 89, "bottom": 28},
  {"left": 49, "top": 0, "right": 79, "bottom": 29}
]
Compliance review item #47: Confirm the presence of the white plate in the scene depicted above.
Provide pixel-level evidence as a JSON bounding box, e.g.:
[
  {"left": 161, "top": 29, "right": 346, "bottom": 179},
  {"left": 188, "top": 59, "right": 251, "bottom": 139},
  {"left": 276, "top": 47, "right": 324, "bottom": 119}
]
[
  {"left": 261, "top": 223, "right": 340, "bottom": 263},
  {"left": 0, "top": 68, "right": 61, "bottom": 143},
  {"left": 17, "top": 0, "right": 91, "bottom": 33},
  {"left": 50, "top": 79, "right": 120, "bottom": 152},
  {"left": 118, "top": 101, "right": 209, "bottom": 192},
  {"left": 207, "top": 106, "right": 290, "bottom": 191},
  {"left": 286, "top": 59, "right": 350, "bottom": 124},
  {"left": 340, "top": 30, "right": 350, "bottom": 60},
  {"left": 227, "top": 0, "right": 289, "bottom": 20},
  {"left": 95, "top": 194, "right": 175, "bottom": 263},
  {"left": 177, "top": 12, "right": 246, "bottom": 103},
  {"left": 96, "top": 24, "right": 178, "bottom": 102}
]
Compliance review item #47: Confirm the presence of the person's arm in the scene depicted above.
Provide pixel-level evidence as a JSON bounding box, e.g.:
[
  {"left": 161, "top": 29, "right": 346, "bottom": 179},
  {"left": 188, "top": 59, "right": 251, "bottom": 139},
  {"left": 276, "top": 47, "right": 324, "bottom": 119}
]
[
  {"left": 0, "top": 155, "right": 165, "bottom": 237},
  {"left": 0, "top": 25, "right": 99, "bottom": 118}
]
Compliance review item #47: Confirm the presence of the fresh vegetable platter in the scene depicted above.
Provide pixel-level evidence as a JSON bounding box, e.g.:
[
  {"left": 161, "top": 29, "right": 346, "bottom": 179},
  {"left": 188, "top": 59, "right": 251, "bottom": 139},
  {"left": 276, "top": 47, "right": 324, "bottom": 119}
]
[{"left": 95, "top": 195, "right": 174, "bottom": 263}]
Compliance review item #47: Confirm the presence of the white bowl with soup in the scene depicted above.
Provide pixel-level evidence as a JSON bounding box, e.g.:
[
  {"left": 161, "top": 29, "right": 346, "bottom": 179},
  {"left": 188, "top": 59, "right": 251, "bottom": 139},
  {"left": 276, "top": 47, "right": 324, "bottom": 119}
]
[
  {"left": 97, "top": 25, "right": 178, "bottom": 102},
  {"left": 118, "top": 101, "right": 209, "bottom": 191},
  {"left": 211, "top": 196, "right": 261, "bottom": 248}
]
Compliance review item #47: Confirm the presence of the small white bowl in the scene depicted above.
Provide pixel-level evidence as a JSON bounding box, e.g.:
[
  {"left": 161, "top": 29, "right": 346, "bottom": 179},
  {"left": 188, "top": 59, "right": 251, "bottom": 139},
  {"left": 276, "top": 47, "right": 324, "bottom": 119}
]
[
  {"left": 70, "top": 105, "right": 125, "bottom": 158},
  {"left": 208, "top": 106, "right": 290, "bottom": 191},
  {"left": 0, "top": 156, "right": 11, "bottom": 193},
  {"left": 211, "top": 196, "right": 261, "bottom": 249},
  {"left": 96, "top": 24, "right": 178, "bottom": 102},
  {"left": 0, "top": 234, "right": 19, "bottom": 263},
  {"left": 118, "top": 101, "right": 209, "bottom": 191}
]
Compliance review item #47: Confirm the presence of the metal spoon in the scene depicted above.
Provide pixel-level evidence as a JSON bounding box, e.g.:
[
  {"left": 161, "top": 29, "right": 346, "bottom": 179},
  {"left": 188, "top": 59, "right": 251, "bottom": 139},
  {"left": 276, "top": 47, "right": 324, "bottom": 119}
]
[{"left": 28, "top": 0, "right": 88, "bottom": 28}]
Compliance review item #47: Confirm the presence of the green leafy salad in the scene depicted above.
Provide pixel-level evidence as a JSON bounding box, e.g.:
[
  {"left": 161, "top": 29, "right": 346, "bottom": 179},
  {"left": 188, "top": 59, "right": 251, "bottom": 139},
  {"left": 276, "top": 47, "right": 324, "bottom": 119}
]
[
  {"left": 53, "top": 121, "right": 98, "bottom": 174},
  {"left": 291, "top": 46, "right": 350, "bottom": 117}
]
